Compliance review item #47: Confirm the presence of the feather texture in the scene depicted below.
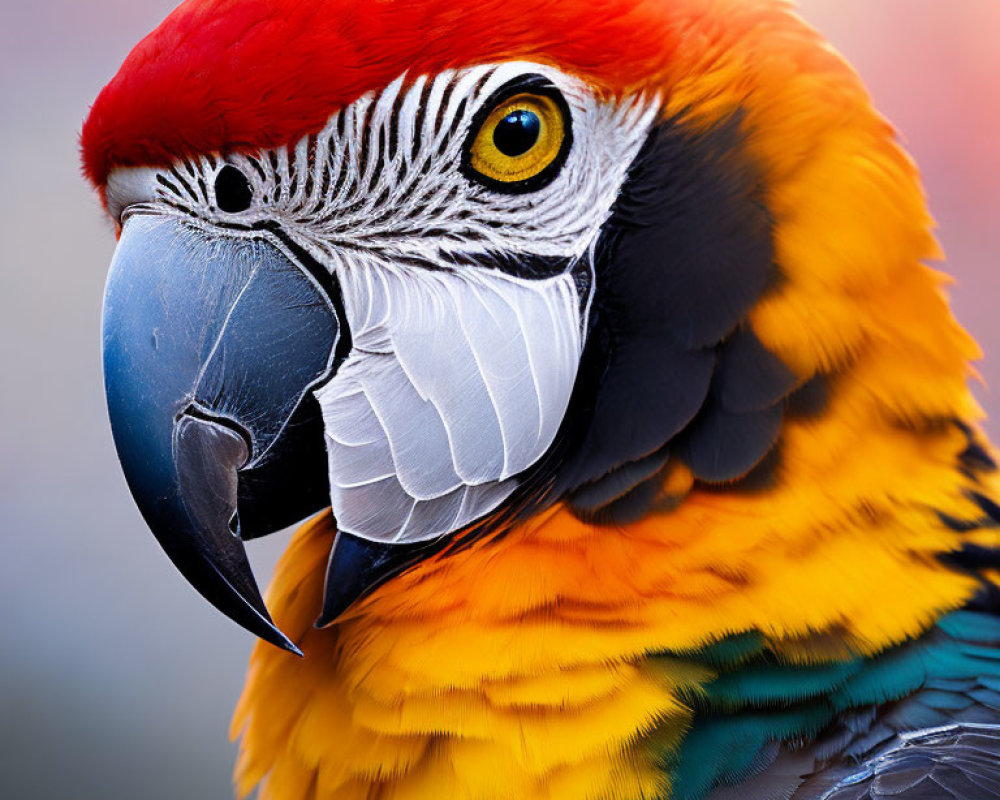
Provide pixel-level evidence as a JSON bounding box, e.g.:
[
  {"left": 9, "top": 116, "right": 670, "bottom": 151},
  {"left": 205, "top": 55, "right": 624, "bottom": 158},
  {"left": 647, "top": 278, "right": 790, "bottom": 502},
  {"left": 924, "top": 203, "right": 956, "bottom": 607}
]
[
  {"left": 227, "top": 0, "right": 998, "bottom": 795},
  {"left": 81, "top": 0, "right": 1000, "bottom": 798}
]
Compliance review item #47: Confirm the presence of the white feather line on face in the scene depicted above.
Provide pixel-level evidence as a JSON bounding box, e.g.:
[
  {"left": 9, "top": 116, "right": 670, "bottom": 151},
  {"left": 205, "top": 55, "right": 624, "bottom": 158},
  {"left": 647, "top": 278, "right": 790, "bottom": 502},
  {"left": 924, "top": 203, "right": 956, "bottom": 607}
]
[
  {"left": 316, "top": 261, "right": 582, "bottom": 544},
  {"left": 217, "top": 63, "right": 658, "bottom": 265}
]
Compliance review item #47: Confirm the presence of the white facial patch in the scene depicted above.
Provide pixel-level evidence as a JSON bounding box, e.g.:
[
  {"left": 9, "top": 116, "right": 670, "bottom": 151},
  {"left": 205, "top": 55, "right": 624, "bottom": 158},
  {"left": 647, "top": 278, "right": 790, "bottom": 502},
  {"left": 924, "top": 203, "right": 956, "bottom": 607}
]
[
  {"left": 114, "top": 62, "right": 658, "bottom": 545},
  {"left": 315, "top": 262, "right": 582, "bottom": 542}
]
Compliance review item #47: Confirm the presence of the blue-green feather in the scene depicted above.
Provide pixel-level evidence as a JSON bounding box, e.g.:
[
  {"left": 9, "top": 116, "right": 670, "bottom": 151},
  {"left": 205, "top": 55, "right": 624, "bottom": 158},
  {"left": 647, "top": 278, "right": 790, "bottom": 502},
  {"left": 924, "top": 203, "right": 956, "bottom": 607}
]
[
  {"left": 659, "top": 610, "right": 1000, "bottom": 800},
  {"left": 704, "top": 660, "right": 862, "bottom": 709},
  {"left": 667, "top": 708, "right": 832, "bottom": 800}
]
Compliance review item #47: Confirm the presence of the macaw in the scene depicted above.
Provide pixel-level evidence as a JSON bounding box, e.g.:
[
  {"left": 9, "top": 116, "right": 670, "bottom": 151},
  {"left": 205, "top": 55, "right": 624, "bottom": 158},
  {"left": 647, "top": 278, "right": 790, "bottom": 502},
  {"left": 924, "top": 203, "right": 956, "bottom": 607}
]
[{"left": 81, "top": 0, "right": 1000, "bottom": 798}]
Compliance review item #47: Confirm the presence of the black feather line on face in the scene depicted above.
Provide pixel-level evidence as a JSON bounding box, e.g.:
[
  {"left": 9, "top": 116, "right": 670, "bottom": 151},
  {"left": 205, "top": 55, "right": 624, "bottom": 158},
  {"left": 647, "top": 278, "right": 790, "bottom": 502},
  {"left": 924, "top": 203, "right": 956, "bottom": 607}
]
[
  {"left": 553, "top": 110, "right": 806, "bottom": 520},
  {"left": 569, "top": 450, "right": 670, "bottom": 517},
  {"left": 566, "top": 111, "right": 778, "bottom": 491}
]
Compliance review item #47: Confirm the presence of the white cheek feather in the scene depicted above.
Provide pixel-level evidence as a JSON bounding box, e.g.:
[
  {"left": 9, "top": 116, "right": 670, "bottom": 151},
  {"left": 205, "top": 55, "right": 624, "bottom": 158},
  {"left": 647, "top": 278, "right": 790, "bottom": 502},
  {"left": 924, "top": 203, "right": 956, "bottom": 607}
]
[{"left": 316, "top": 262, "right": 582, "bottom": 543}]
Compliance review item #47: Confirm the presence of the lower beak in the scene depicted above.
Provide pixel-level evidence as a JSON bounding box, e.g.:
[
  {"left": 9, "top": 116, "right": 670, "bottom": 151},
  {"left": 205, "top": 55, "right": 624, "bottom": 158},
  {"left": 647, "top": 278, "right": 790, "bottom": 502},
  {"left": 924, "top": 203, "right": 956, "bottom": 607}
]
[{"left": 102, "top": 213, "right": 344, "bottom": 652}]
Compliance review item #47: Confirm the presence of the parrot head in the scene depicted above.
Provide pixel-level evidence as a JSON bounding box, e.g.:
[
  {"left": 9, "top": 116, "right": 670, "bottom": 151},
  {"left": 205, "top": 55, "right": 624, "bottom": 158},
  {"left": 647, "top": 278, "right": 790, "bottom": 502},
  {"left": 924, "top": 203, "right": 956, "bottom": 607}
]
[{"left": 81, "top": 0, "right": 957, "bottom": 654}]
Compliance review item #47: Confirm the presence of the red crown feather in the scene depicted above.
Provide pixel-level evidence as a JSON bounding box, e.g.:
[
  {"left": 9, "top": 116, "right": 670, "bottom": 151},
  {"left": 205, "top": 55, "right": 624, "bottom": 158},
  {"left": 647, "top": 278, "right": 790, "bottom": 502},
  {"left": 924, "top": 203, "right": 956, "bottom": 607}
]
[{"left": 81, "top": 0, "right": 687, "bottom": 188}]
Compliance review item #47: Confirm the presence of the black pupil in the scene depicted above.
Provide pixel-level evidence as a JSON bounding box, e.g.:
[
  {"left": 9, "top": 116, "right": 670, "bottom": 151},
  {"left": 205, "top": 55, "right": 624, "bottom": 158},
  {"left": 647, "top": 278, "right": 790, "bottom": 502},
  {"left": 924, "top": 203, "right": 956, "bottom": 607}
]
[
  {"left": 493, "top": 110, "right": 541, "bottom": 157},
  {"left": 215, "top": 165, "right": 253, "bottom": 213}
]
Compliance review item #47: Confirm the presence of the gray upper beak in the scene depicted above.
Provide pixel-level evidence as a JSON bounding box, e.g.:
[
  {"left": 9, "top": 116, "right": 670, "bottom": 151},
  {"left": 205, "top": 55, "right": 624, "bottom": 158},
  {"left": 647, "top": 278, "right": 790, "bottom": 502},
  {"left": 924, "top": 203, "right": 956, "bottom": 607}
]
[{"left": 102, "top": 213, "right": 346, "bottom": 652}]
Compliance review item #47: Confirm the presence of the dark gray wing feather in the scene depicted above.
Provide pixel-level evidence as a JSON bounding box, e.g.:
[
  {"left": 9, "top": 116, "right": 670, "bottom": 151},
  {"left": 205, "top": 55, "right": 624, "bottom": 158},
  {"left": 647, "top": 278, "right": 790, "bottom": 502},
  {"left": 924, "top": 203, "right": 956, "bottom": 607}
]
[{"left": 819, "top": 724, "right": 1000, "bottom": 800}]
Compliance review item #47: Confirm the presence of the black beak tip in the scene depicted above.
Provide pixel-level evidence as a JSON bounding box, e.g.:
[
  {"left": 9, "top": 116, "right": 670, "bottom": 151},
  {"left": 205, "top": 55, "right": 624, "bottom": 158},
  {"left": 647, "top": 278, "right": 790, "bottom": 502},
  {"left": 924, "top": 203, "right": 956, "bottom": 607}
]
[
  {"left": 254, "top": 626, "right": 305, "bottom": 656},
  {"left": 216, "top": 586, "right": 310, "bottom": 656},
  {"left": 184, "top": 553, "right": 305, "bottom": 656},
  {"left": 271, "top": 632, "right": 305, "bottom": 657},
  {"left": 236, "top": 601, "right": 304, "bottom": 656}
]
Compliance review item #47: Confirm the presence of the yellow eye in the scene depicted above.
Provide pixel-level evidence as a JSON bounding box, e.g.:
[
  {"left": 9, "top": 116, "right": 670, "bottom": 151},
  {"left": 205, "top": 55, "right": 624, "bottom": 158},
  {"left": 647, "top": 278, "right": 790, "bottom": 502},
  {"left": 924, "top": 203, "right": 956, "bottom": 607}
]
[{"left": 466, "top": 92, "right": 569, "bottom": 189}]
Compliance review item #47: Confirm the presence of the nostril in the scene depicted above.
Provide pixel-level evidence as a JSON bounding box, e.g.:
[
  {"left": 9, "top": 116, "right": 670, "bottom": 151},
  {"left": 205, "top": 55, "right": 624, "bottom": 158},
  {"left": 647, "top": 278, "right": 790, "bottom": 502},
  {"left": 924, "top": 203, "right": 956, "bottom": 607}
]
[{"left": 214, "top": 164, "right": 253, "bottom": 213}]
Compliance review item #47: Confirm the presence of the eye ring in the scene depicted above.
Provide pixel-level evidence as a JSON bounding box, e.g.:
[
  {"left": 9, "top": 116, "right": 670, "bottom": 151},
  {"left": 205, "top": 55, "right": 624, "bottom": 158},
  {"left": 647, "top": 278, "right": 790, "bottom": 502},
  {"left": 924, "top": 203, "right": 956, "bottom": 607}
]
[{"left": 462, "top": 76, "right": 573, "bottom": 194}]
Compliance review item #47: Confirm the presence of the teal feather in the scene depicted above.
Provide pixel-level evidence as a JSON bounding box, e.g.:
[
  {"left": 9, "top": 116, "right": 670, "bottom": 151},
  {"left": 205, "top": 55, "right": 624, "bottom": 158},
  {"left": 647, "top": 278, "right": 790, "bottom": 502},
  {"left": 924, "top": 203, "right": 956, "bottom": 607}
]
[
  {"left": 667, "top": 708, "right": 831, "bottom": 800},
  {"left": 830, "top": 629, "right": 1000, "bottom": 709},
  {"left": 969, "top": 687, "right": 1000, "bottom": 707},
  {"left": 828, "top": 646, "right": 929, "bottom": 708},
  {"left": 661, "top": 610, "right": 1000, "bottom": 800},
  {"left": 914, "top": 689, "right": 975, "bottom": 710},
  {"left": 704, "top": 661, "right": 862, "bottom": 709},
  {"left": 689, "top": 631, "right": 768, "bottom": 668},
  {"left": 936, "top": 610, "right": 1000, "bottom": 641}
]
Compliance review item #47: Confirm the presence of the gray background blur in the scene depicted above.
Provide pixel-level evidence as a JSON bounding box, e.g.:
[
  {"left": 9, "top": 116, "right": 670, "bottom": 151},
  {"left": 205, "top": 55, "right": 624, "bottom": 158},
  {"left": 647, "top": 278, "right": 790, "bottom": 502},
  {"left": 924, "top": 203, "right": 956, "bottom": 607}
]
[{"left": 1, "top": 1, "right": 997, "bottom": 798}]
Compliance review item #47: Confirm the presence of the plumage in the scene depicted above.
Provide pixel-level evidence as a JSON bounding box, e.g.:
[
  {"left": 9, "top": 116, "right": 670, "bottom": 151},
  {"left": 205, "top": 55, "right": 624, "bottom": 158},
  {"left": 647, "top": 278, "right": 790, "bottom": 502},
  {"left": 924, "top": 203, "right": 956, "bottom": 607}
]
[{"left": 81, "top": 0, "right": 1000, "bottom": 798}]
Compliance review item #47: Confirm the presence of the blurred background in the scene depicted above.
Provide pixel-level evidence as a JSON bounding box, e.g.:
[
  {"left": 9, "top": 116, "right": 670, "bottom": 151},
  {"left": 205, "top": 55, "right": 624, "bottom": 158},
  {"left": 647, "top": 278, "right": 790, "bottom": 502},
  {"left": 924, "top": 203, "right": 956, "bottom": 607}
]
[{"left": 0, "top": 1, "right": 997, "bottom": 797}]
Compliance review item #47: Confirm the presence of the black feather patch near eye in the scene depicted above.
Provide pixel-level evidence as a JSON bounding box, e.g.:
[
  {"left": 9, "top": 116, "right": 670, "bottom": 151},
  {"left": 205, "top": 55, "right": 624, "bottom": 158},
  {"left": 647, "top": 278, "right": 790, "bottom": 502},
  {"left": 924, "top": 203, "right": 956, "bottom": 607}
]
[
  {"left": 674, "top": 326, "right": 795, "bottom": 483},
  {"left": 534, "top": 111, "right": 813, "bottom": 521},
  {"left": 712, "top": 327, "right": 799, "bottom": 414},
  {"left": 215, "top": 164, "right": 253, "bottom": 213},
  {"left": 558, "top": 113, "right": 779, "bottom": 493},
  {"left": 569, "top": 450, "right": 670, "bottom": 517},
  {"left": 676, "top": 401, "right": 784, "bottom": 483}
]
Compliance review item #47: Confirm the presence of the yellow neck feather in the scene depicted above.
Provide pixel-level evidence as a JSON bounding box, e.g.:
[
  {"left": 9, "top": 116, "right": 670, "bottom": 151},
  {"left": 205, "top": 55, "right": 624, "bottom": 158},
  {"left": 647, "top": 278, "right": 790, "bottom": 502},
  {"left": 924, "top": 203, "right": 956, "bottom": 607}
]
[{"left": 232, "top": 403, "right": 996, "bottom": 799}]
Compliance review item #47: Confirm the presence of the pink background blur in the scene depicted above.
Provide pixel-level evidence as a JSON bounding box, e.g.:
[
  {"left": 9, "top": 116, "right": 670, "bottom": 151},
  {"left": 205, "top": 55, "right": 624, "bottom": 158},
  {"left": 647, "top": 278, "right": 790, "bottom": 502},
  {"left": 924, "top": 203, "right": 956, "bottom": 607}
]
[{"left": 0, "top": 2, "right": 997, "bottom": 798}]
